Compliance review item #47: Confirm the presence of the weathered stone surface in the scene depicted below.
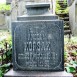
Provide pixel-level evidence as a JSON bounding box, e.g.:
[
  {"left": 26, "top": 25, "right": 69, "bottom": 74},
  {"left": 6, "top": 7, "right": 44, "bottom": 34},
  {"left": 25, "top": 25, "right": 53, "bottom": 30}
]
[
  {"left": 17, "top": 15, "right": 58, "bottom": 21},
  {"left": 4, "top": 69, "right": 73, "bottom": 77},
  {"left": 12, "top": 3, "right": 64, "bottom": 71},
  {"left": 6, "top": 0, "right": 12, "bottom": 4},
  {"left": 69, "top": 1, "right": 77, "bottom": 36},
  {"left": 12, "top": 20, "right": 64, "bottom": 71},
  {"left": 26, "top": 3, "right": 50, "bottom": 15}
]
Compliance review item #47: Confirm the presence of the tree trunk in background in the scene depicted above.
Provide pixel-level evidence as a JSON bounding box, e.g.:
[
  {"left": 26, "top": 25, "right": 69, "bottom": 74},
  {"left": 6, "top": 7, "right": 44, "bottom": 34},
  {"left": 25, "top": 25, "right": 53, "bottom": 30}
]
[{"left": 11, "top": 0, "right": 26, "bottom": 21}]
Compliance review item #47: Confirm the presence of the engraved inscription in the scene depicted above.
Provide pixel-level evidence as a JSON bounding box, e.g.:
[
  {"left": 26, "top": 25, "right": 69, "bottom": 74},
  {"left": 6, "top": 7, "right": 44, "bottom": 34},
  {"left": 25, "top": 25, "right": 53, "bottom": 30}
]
[
  {"left": 14, "top": 22, "right": 62, "bottom": 70},
  {"left": 17, "top": 26, "right": 57, "bottom": 68},
  {"left": 24, "top": 41, "right": 51, "bottom": 51}
]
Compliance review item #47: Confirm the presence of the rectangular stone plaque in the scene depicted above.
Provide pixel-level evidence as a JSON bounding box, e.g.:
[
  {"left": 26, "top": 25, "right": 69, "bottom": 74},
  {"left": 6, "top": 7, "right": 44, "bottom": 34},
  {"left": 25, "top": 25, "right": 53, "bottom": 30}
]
[{"left": 12, "top": 20, "right": 64, "bottom": 71}]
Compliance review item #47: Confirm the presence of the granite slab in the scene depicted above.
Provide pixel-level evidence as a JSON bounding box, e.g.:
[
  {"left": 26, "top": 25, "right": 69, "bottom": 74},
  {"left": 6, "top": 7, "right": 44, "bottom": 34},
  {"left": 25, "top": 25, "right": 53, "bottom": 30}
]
[
  {"left": 17, "top": 15, "right": 58, "bottom": 21},
  {"left": 4, "top": 69, "right": 73, "bottom": 77},
  {"left": 12, "top": 20, "right": 64, "bottom": 71}
]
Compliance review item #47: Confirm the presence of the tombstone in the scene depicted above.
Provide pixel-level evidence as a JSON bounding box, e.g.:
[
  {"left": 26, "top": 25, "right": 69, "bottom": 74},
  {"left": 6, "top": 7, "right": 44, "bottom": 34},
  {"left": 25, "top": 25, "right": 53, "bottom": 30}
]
[
  {"left": 4, "top": 2, "right": 73, "bottom": 77},
  {"left": 69, "top": 0, "right": 77, "bottom": 36},
  {"left": 6, "top": 0, "right": 12, "bottom": 4},
  {"left": 0, "top": 13, "right": 5, "bottom": 25},
  {"left": 0, "top": 13, "right": 8, "bottom": 30},
  {"left": 11, "top": 3, "right": 64, "bottom": 71},
  {"left": 67, "top": 0, "right": 73, "bottom": 6}
]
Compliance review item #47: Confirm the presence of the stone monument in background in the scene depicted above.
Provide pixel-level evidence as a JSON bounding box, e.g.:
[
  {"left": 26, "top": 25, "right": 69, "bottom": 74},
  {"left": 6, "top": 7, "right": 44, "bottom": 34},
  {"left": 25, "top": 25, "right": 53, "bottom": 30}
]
[{"left": 69, "top": 0, "right": 77, "bottom": 36}]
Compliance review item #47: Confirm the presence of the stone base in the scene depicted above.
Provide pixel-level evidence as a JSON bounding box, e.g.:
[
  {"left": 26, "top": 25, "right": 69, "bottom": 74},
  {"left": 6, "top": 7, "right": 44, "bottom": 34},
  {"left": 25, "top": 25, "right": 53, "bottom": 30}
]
[{"left": 4, "top": 69, "right": 73, "bottom": 77}]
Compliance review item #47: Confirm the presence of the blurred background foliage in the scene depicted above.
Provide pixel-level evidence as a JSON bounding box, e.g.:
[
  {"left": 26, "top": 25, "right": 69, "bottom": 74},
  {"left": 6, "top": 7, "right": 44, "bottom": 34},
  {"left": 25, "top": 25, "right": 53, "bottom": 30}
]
[
  {"left": 64, "top": 36, "right": 77, "bottom": 76},
  {"left": 56, "top": 0, "right": 69, "bottom": 14},
  {"left": 0, "top": 30, "right": 12, "bottom": 77},
  {"left": 0, "top": 4, "right": 10, "bottom": 11}
]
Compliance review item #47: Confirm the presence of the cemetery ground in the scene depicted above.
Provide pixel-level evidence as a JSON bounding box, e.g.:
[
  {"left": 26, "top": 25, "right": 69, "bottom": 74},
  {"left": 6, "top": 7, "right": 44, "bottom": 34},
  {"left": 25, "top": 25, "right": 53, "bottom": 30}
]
[{"left": 0, "top": 30, "right": 77, "bottom": 77}]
